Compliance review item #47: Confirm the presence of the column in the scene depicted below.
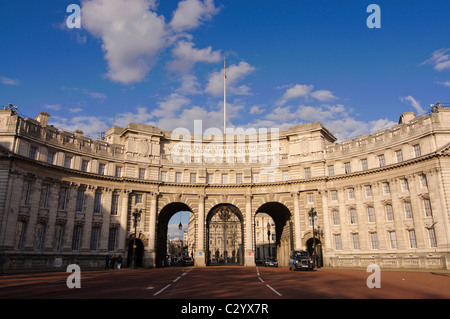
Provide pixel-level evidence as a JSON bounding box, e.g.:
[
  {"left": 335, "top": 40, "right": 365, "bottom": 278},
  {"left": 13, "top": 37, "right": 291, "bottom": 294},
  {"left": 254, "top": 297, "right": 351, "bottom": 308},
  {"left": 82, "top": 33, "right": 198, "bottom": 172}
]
[
  {"left": 117, "top": 189, "right": 130, "bottom": 255},
  {"left": 292, "top": 191, "right": 302, "bottom": 250},
  {"left": 244, "top": 194, "right": 255, "bottom": 266},
  {"left": 195, "top": 194, "right": 206, "bottom": 266},
  {"left": 145, "top": 191, "right": 158, "bottom": 268},
  {"left": 99, "top": 188, "right": 112, "bottom": 252}
]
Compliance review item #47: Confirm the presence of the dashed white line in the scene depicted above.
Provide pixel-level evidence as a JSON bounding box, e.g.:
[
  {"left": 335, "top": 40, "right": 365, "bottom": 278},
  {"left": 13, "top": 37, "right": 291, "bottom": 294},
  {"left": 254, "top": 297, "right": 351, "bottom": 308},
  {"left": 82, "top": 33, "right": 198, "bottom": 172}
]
[
  {"left": 266, "top": 284, "right": 283, "bottom": 296},
  {"left": 153, "top": 284, "right": 171, "bottom": 296}
]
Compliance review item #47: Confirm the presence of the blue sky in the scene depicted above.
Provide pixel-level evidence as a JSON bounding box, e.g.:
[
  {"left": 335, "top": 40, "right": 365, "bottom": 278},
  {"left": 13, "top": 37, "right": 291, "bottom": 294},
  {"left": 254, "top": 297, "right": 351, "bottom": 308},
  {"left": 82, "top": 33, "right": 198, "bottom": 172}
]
[{"left": 1, "top": 0, "right": 450, "bottom": 142}]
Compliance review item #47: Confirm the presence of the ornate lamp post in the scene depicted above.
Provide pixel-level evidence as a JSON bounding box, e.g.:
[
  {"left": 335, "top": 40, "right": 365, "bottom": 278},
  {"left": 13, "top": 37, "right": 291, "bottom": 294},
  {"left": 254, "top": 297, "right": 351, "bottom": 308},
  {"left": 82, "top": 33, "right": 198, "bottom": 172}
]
[
  {"left": 267, "top": 222, "right": 271, "bottom": 258},
  {"left": 308, "top": 208, "right": 317, "bottom": 267},
  {"left": 132, "top": 208, "right": 142, "bottom": 269}
]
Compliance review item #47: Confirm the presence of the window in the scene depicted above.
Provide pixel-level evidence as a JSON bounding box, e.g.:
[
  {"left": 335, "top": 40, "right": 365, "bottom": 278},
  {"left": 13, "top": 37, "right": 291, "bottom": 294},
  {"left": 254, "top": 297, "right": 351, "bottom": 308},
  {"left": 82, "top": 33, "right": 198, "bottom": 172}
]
[
  {"left": 389, "top": 231, "right": 398, "bottom": 249},
  {"left": 36, "top": 223, "right": 45, "bottom": 251},
  {"left": 252, "top": 173, "right": 259, "bottom": 183},
  {"left": 328, "top": 165, "right": 335, "bottom": 176},
  {"left": 378, "top": 154, "right": 385, "bottom": 167},
  {"left": 81, "top": 160, "right": 89, "bottom": 172},
  {"left": 29, "top": 146, "right": 37, "bottom": 160},
  {"left": 54, "top": 224, "right": 64, "bottom": 251},
  {"left": 334, "top": 234, "right": 342, "bottom": 250},
  {"left": 383, "top": 182, "right": 390, "bottom": 194},
  {"left": 428, "top": 228, "right": 437, "bottom": 248},
  {"left": 90, "top": 227, "right": 100, "bottom": 251},
  {"left": 367, "top": 207, "right": 375, "bottom": 223},
  {"left": 352, "top": 233, "right": 360, "bottom": 250},
  {"left": 94, "top": 192, "right": 102, "bottom": 214},
  {"left": 58, "top": 187, "right": 68, "bottom": 210},
  {"left": 138, "top": 168, "right": 146, "bottom": 180},
  {"left": 221, "top": 173, "right": 228, "bottom": 184},
  {"left": 235, "top": 173, "right": 242, "bottom": 184},
  {"left": 22, "top": 180, "right": 32, "bottom": 206},
  {"left": 408, "top": 230, "right": 417, "bottom": 248},
  {"left": 40, "top": 184, "right": 50, "bottom": 208},
  {"left": 344, "top": 162, "right": 351, "bottom": 174},
  {"left": 304, "top": 167, "right": 311, "bottom": 179},
  {"left": 72, "top": 225, "right": 82, "bottom": 251},
  {"left": 16, "top": 221, "right": 27, "bottom": 249},
  {"left": 404, "top": 202, "right": 413, "bottom": 219},
  {"left": 98, "top": 163, "right": 106, "bottom": 175},
  {"left": 330, "top": 190, "right": 338, "bottom": 201},
  {"left": 424, "top": 198, "right": 433, "bottom": 217},
  {"left": 307, "top": 193, "right": 314, "bottom": 204},
  {"left": 176, "top": 172, "right": 182, "bottom": 183},
  {"left": 115, "top": 166, "right": 122, "bottom": 177},
  {"left": 349, "top": 208, "right": 358, "bottom": 224},
  {"left": 361, "top": 158, "right": 368, "bottom": 171},
  {"left": 111, "top": 194, "right": 119, "bottom": 216},
  {"left": 413, "top": 144, "right": 421, "bottom": 157},
  {"left": 385, "top": 204, "right": 394, "bottom": 221},
  {"left": 135, "top": 194, "right": 143, "bottom": 205},
  {"left": 370, "top": 232, "right": 379, "bottom": 249},
  {"left": 365, "top": 185, "right": 372, "bottom": 197},
  {"left": 108, "top": 228, "right": 117, "bottom": 251},
  {"left": 190, "top": 173, "right": 197, "bottom": 184},
  {"left": 348, "top": 188, "right": 355, "bottom": 199},
  {"left": 76, "top": 189, "right": 85, "bottom": 212},
  {"left": 47, "top": 151, "right": 55, "bottom": 164},
  {"left": 401, "top": 178, "right": 409, "bottom": 191},
  {"left": 64, "top": 156, "right": 72, "bottom": 168},
  {"left": 332, "top": 210, "right": 340, "bottom": 225},
  {"left": 395, "top": 150, "right": 403, "bottom": 163},
  {"left": 420, "top": 174, "right": 428, "bottom": 188},
  {"left": 206, "top": 173, "right": 213, "bottom": 184}
]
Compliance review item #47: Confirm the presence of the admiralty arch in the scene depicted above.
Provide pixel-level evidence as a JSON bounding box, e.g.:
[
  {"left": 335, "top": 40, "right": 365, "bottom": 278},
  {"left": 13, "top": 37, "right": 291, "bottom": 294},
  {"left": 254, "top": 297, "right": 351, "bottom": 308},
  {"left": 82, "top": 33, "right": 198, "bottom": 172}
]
[{"left": 0, "top": 103, "right": 449, "bottom": 271}]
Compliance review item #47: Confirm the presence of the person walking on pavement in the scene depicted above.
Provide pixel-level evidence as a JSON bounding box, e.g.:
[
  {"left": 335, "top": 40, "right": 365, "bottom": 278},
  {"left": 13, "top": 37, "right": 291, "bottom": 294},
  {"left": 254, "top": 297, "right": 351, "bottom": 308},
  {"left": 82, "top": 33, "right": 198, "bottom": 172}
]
[
  {"left": 116, "top": 255, "right": 122, "bottom": 270},
  {"left": 105, "top": 254, "right": 110, "bottom": 269}
]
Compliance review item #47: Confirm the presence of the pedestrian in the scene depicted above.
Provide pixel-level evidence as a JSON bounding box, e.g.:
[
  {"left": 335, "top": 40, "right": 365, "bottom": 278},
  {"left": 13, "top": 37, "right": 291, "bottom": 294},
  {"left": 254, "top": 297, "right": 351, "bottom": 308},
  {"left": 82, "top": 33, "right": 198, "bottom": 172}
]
[
  {"left": 105, "top": 254, "right": 110, "bottom": 269},
  {"left": 116, "top": 255, "right": 122, "bottom": 270},
  {"left": 110, "top": 255, "right": 116, "bottom": 269}
]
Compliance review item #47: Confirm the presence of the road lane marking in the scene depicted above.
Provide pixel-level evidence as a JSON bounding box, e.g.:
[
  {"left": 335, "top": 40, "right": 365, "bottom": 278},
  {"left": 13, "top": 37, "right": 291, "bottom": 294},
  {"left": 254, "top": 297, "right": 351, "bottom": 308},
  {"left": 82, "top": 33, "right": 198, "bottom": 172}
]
[
  {"left": 266, "top": 284, "right": 282, "bottom": 296},
  {"left": 153, "top": 284, "right": 171, "bottom": 296}
]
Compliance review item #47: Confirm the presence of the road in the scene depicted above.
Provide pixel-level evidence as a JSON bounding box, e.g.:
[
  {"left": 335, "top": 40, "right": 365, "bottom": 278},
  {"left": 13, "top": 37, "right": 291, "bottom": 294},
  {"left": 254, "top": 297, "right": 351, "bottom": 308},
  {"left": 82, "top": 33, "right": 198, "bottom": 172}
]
[{"left": 0, "top": 266, "right": 449, "bottom": 300}]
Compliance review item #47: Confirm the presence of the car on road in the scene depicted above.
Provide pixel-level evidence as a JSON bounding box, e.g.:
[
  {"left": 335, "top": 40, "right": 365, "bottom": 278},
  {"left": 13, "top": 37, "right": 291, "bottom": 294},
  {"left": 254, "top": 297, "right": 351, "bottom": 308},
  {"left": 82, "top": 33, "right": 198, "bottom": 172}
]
[
  {"left": 264, "top": 257, "right": 278, "bottom": 267},
  {"left": 182, "top": 256, "right": 194, "bottom": 266},
  {"left": 289, "top": 250, "right": 314, "bottom": 271}
]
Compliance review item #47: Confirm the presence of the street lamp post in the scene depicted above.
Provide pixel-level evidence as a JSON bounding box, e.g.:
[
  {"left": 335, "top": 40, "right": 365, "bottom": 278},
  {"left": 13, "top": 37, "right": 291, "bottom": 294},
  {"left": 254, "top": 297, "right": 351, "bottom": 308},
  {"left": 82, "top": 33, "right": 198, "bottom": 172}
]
[
  {"left": 132, "top": 209, "right": 142, "bottom": 269},
  {"left": 308, "top": 208, "right": 317, "bottom": 267},
  {"left": 267, "top": 222, "right": 271, "bottom": 258}
]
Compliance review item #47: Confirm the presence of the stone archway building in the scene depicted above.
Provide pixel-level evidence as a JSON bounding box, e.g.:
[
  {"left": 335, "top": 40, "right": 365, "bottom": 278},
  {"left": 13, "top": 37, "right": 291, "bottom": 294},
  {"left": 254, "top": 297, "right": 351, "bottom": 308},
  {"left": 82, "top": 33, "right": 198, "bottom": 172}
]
[{"left": 0, "top": 106, "right": 449, "bottom": 270}]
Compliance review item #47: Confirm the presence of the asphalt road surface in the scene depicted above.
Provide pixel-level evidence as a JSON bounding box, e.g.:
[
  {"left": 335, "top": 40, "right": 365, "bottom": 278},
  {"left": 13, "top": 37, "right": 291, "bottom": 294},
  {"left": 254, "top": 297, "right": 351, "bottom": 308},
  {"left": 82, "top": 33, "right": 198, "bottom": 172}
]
[{"left": 0, "top": 266, "right": 449, "bottom": 300}]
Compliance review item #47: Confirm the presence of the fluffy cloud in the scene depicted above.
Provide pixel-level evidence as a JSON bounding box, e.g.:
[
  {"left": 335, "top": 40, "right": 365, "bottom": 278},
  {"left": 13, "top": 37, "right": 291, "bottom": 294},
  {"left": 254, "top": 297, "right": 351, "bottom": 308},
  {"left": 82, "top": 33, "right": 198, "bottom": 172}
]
[
  {"left": 205, "top": 61, "right": 256, "bottom": 96},
  {"left": 169, "top": 0, "right": 220, "bottom": 32},
  {"left": 168, "top": 40, "right": 222, "bottom": 72},
  {"left": 421, "top": 48, "right": 450, "bottom": 71},
  {"left": 81, "top": 0, "right": 168, "bottom": 84},
  {"left": 0, "top": 76, "right": 20, "bottom": 86},
  {"left": 277, "top": 84, "right": 337, "bottom": 105}
]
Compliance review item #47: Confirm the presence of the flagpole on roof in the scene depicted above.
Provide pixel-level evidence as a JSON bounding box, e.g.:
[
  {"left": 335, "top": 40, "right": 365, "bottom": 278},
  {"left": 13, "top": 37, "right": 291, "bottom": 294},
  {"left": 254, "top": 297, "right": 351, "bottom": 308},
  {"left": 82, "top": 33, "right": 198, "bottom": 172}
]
[{"left": 223, "top": 57, "right": 227, "bottom": 134}]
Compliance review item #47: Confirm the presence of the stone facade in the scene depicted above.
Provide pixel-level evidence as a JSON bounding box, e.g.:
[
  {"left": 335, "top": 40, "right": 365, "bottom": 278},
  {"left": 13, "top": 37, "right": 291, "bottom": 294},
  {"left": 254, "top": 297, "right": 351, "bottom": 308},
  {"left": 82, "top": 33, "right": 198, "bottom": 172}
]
[{"left": 0, "top": 105, "right": 449, "bottom": 271}]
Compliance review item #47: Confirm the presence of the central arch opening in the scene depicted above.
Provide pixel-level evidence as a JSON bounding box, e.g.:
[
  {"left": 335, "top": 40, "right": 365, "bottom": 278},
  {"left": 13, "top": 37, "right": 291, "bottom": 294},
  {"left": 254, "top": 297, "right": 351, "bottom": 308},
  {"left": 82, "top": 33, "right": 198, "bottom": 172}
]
[
  {"left": 206, "top": 204, "right": 244, "bottom": 266},
  {"left": 255, "top": 202, "right": 293, "bottom": 267}
]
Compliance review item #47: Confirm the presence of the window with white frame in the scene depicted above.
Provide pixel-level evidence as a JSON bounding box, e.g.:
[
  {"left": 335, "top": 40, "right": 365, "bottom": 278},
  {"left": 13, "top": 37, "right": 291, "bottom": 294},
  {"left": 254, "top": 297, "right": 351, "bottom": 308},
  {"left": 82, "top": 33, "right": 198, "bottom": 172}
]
[
  {"left": 352, "top": 233, "right": 360, "bottom": 250},
  {"left": 365, "top": 185, "right": 372, "bottom": 197},
  {"left": 385, "top": 204, "right": 394, "bottom": 221},
  {"left": 389, "top": 231, "right": 397, "bottom": 249},
  {"left": 401, "top": 178, "right": 409, "bottom": 191},
  {"left": 383, "top": 182, "right": 390, "bottom": 194},
  {"left": 328, "top": 165, "right": 335, "bottom": 176},
  {"left": 404, "top": 201, "right": 413, "bottom": 219},
  {"left": 395, "top": 149, "right": 403, "bottom": 163},
  {"left": 378, "top": 154, "right": 385, "bottom": 167},
  {"left": 332, "top": 210, "right": 340, "bottom": 225},
  {"left": 408, "top": 229, "right": 417, "bottom": 248},
  {"left": 190, "top": 173, "right": 197, "bottom": 184},
  {"left": 413, "top": 144, "right": 421, "bottom": 157},
  {"left": 347, "top": 187, "right": 355, "bottom": 199},
  {"left": 367, "top": 206, "right": 375, "bottom": 223},
  {"left": 330, "top": 190, "right": 338, "bottom": 201},
  {"left": 423, "top": 198, "right": 433, "bottom": 217},
  {"left": 334, "top": 234, "right": 342, "bottom": 250},
  {"left": 370, "top": 232, "right": 379, "bottom": 249},
  {"left": 428, "top": 228, "right": 437, "bottom": 247},
  {"left": 344, "top": 162, "right": 351, "bottom": 174},
  {"left": 349, "top": 208, "right": 358, "bottom": 224},
  {"left": 361, "top": 158, "right": 368, "bottom": 171}
]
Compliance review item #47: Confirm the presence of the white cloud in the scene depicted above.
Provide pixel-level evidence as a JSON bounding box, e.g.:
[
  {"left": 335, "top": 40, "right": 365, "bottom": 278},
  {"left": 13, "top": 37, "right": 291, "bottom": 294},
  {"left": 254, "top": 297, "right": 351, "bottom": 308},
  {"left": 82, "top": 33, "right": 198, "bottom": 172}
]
[
  {"left": 81, "top": 0, "right": 168, "bottom": 84},
  {"left": 436, "top": 80, "right": 450, "bottom": 87},
  {"left": 399, "top": 96, "right": 425, "bottom": 114},
  {"left": 49, "top": 115, "right": 110, "bottom": 138},
  {"left": 421, "top": 48, "right": 450, "bottom": 72},
  {"left": 68, "top": 107, "right": 83, "bottom": 113},
  {"left": 205, "top": 61, "right": 256, "bottom": 96},
  {"left": 277, "top": 84, "right": 313, "bottom": 105},
  {"left": 43, "top": 104, "right": 62, "bottom": 111},
  {"left": 277, "top": 84, "right": 338, "bottom": 105},
  {"left": 168, "top": 40, "right": 221, "bottom": 72},
  {"left": 169, "top": 0, "right": 220, "bottom": 32},
  {"left": 0, "top": 76, "right": 20, "bottom": 86}
]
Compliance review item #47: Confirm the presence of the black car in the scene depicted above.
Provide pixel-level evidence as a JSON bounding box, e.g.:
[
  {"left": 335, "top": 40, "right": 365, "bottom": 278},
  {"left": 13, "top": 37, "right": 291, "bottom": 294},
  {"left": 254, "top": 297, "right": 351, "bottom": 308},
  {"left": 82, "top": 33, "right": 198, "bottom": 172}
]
[
  {"left": 182, "top": 256, "right": 194, "bottom": 266},
  {"left": 264, "top": 257, "right": 278, "bottom": 267},
  {"left": 289, "top": 250, "right": 314, "bottom": 271}
]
